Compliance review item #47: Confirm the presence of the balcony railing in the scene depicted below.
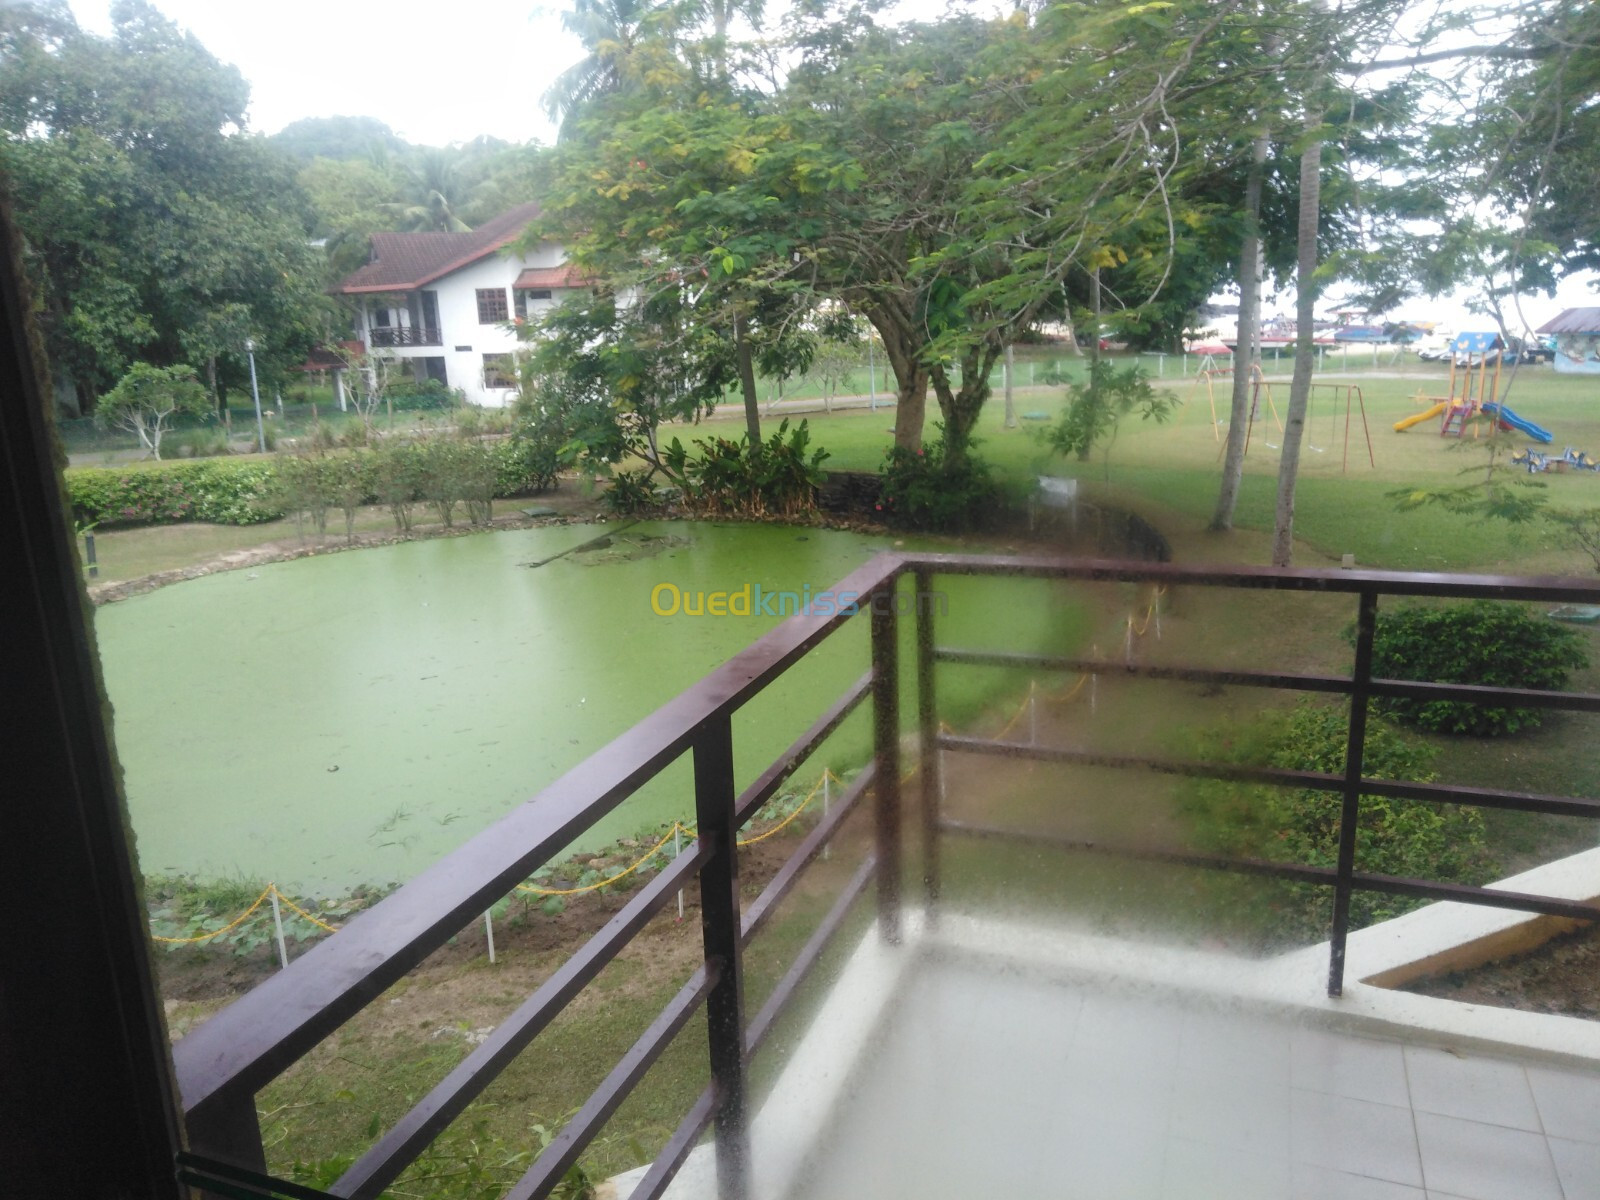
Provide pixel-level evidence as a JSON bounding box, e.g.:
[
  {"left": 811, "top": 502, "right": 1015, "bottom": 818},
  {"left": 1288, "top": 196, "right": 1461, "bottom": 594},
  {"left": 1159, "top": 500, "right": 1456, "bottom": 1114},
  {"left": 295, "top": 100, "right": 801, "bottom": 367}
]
[
  {"left": 172, "top": 553, "right": 1600, "bottom": 1200},
  {"left": 367, "top": 326, "right": 442, "bottom": 348}
]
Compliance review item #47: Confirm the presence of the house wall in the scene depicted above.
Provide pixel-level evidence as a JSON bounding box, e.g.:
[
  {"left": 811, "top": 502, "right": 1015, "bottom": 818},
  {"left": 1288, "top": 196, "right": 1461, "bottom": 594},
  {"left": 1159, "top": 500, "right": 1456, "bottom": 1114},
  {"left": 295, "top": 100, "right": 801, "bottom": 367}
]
[{"left": 355, "top": 241, "right": 575, "bottom": 407}]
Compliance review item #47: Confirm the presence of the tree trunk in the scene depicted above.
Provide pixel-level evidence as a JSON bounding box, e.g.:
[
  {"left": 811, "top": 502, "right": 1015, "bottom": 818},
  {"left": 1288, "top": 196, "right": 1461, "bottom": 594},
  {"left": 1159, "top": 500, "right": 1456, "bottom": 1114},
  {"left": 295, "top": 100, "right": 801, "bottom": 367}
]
[
  {"left": 932, "top": 343, "right": 997, "bottom": 465},
  {"left": 734, "top": 310, "right": 761, "bottom": 446},
  {"left": 1212, "top": 127, "right": 1271, "bottom": 532},
  {"left": 1003, "top": 343, "right": 1016, "bottom": 429},
  {"left": 867, "top": 312, "right": 929, "bottom": 452},
  {"left": 1271, "top": 111, "right": 1323, "bottom": 568},
  {"left": 1078, "top": 267, "right": 1103, "bottom": 461}
]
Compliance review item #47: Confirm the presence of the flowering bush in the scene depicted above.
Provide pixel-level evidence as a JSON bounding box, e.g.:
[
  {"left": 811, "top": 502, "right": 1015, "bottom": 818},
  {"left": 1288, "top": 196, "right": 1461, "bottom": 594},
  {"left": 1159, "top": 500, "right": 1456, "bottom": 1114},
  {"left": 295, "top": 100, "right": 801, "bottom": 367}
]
[{"left": 877, "top": 434, "right": 998, "bottom": 532}]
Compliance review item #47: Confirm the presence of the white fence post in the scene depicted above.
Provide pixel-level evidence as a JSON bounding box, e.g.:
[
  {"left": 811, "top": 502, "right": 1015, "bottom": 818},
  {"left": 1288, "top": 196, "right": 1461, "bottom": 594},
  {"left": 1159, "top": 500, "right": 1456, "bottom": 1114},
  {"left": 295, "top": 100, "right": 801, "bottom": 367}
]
[
  {"left": 269, "top": 887, "right": 289, "bottom": 971},
  {"left": 675, "top": 825, "right": 685, "bottom": 921},
  {"left": 484, "top": 910, "right": 497, "bottom": 964}
]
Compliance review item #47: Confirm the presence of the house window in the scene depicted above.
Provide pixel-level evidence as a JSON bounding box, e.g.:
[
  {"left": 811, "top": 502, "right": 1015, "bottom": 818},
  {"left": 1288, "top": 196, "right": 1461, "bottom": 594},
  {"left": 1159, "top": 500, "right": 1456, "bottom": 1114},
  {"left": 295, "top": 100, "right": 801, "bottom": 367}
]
[
  {"left": 483, "top": 353, "right": 515, "bottom": 389},
  {"left": 513, "top": 289, "right": 553, "bottom": 320},
  {"left": 476, "top": 288, "right": 508, "bottom": 324}
]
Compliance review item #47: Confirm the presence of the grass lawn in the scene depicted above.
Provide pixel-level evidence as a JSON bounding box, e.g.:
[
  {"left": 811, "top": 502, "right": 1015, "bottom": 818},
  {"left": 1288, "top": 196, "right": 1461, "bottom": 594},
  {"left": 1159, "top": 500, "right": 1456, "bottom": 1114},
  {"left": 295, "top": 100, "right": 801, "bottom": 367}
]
[{"left": 736, "top": 362, "right": 1600, "bottom": 575}]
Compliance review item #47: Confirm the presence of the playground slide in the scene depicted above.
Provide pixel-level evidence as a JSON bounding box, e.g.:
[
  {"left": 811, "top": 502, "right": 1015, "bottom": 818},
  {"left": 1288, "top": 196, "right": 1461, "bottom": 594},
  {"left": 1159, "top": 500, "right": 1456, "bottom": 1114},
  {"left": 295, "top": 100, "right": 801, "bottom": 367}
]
[
  {"left": 1482, "top": 402, "right": 1554, "bottom": 444},
  {"left": 1393, "top": 402, "right": 1448, "bottom": 432}
]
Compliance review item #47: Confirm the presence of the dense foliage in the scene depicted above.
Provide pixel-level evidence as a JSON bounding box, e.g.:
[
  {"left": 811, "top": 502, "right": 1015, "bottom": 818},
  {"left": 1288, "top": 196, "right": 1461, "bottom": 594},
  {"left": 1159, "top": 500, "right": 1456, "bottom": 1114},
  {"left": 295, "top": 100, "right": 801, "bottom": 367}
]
[
  {"left": 67, "top": 438, "right": 553, "bottom": 531},
  {"left": 1362, "top": 602, "right": 1589, "bottom": 736},
  {"left": 68, "top": 459, "right": 282, "bottom": 526},
  {"left": 1186, "top": 702, "right": 1496, "bottom": 943},
  {"left": 661, "top": 419, "right": 830, "bottom": 519},
  {"left": 877, "top": 436, "right": 999, "bottom": 533}
]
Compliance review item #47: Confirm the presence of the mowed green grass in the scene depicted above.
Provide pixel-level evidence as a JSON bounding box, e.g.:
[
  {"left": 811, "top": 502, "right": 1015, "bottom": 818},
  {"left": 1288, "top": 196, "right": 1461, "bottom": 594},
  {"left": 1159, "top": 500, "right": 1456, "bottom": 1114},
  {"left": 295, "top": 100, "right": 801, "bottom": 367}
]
[{"left": 747, "top": 364, "right": 1600, "bottom": 575}]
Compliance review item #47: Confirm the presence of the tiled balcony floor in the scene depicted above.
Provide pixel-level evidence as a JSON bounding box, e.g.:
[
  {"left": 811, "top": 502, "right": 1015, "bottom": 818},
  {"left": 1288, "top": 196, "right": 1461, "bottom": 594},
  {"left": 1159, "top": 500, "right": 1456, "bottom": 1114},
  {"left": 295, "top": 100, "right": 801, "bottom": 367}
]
[{"left": 783, "top": 957, "right": 1600, "bottom": 1200}]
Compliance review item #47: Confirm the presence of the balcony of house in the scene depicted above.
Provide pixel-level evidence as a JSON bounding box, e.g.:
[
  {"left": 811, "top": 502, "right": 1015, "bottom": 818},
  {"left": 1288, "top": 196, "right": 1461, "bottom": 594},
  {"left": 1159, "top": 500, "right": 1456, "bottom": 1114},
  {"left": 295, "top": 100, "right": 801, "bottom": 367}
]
[
  {"left": 367, "top": 324, "right": 443, "bottom": 349},
  {"left": 169, "top": 554, "right": 1600, "bottom": 1200}
]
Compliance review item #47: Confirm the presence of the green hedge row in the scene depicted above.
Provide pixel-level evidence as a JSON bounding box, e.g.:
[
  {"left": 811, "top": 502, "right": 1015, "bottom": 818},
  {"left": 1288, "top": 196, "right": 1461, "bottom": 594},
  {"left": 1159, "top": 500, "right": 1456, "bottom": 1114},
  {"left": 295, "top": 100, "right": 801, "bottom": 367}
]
[
  {"left": 67, "top": 441, "right": 551, "bottom": 529},
  {"left": 68, "top": 459, "right": 283, "bottom": 527}
]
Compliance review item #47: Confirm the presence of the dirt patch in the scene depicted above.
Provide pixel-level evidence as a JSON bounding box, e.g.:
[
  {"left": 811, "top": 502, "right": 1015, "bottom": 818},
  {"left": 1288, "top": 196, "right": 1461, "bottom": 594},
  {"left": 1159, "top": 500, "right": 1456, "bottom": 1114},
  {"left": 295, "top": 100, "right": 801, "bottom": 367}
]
[{"left": 1402, "top": 921, "right": 1600, "bottom": 1020}]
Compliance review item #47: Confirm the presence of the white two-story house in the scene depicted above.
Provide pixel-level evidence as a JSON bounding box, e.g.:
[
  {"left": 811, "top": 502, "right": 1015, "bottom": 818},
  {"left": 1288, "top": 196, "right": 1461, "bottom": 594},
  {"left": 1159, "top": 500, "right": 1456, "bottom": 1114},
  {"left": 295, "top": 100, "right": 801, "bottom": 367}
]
[{"left": 334, "top": 202, "right": 584, "bottom": 407}]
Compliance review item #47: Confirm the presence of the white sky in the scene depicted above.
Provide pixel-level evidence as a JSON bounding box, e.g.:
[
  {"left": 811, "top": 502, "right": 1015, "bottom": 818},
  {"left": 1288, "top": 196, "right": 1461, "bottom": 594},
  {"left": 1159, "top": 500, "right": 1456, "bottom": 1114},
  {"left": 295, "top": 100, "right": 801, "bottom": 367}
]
[
  {"left": 65, "top": 0, "right": 1599, "bottom": 330},
  {"left": 67, "top": 0, "right": 577, "bottom": 145}
]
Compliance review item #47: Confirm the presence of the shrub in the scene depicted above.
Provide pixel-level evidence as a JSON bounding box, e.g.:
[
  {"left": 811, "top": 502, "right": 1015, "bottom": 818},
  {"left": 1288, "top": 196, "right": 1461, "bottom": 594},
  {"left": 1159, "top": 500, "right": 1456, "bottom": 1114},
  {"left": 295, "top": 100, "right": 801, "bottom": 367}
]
[
  {"left": 387, "top": 378, "right": 457, "bottom": 412},
  {"left": 373, "top": 442, "right": 424, "bottom": 531},
  {"left": 66, "top": 459, "right": 283, "bottom": 527},
  {"left": 1186, "top": 701, "right": 1496, "bottom": 943},
  {"left": 877, "top": 434, "right": 998, "bottom": 532},
  {"left": 603, "top": 470, "right": 657, "bottom": 514},
  {"left": 662, "top": 418, "right": 829, "bottom": 519},
  {"left": 503, "top": 400, "right": 568, "bottom": 496},
  {"left": 1361, "top": 601, "right": 1589, "bottom": 736}
]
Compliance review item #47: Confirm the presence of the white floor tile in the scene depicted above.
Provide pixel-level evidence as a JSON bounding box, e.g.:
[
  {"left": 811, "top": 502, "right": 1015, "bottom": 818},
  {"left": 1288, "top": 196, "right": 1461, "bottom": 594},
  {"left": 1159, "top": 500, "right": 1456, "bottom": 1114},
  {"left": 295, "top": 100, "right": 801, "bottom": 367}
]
[
  {"left": 1414, "top": 1111, "right": 1563, "bottom": 1200},
  {"left": 1548, "top": 1136, "right": 1600, "bottom": 1200},
  {"left": 1525, "top": 1063, "right": 1600, "bottom": 1143},
  {"left": 1179, "top": 1006, "right": 1292, "bottom": 1085},
  {"left": 1290, "top": 1161, "right": 1427, "bottom": 1200},
  {"left": 1169, "top": 1066, "right": 1292, "bottom": 1159},
  {"left": 1160, "top": 1137, "right": 1289, "bottom": 1200},
  {"left": 1292, "top": 1028, "right": 1411, "bottom": 1108},
  {"left": 1290, "top": 1088, "right": 1423, "bottom": 1187},
  {"left": 1404, "top": 1046, "right": 1542, "bottom": 1131}
]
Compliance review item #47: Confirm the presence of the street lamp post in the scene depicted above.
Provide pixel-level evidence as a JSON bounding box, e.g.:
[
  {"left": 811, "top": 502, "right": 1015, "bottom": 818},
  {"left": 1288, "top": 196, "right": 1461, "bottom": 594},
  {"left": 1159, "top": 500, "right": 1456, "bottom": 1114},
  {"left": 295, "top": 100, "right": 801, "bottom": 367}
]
[{"left": 245, "top": 338, "right": 266, "bottom": 454}]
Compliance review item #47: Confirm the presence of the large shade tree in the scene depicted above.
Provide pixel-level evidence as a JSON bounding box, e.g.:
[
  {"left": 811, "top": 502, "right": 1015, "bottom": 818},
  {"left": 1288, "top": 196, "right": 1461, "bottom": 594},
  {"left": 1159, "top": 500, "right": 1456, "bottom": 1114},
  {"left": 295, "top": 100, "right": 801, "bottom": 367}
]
[{"left": 0, "top": 0, "right": 323, "bottom": 411}]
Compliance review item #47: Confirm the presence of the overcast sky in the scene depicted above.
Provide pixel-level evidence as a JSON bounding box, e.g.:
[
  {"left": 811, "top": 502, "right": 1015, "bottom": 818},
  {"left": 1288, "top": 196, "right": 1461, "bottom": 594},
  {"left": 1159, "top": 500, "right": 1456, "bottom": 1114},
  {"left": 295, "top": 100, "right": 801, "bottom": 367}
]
[
  {"left": 64, "top": 0, "right": 1597, "bottom": 330},
  {"left": 67, "top": 0, "right": 577, "bottom": 145}
]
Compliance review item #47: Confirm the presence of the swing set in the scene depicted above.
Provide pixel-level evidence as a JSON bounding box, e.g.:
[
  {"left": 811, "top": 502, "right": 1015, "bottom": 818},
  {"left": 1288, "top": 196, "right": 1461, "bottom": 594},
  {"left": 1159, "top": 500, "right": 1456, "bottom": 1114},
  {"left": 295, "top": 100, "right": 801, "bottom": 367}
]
[{"left": 1191, "top": 360, "right": 1373, "bottom": 471}]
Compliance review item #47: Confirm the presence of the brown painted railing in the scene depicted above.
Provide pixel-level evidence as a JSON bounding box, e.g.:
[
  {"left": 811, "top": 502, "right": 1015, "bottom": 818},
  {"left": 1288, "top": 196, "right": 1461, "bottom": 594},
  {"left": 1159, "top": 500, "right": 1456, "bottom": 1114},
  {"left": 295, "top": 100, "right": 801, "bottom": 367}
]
[
  {"left": 174, "top": 553, "right": 1600, "bottom": 1200},
  {"left": 368, "top": 326, "right": 442, "bottom": 348}
]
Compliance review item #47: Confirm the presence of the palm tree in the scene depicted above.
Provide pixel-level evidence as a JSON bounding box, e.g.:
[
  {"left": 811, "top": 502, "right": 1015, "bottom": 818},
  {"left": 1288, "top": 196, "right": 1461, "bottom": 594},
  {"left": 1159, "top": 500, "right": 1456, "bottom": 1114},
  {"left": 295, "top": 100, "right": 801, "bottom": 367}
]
[
  {"left": 384, "top": 148, "right": 472, "bottom": 233},
  {"left": 543, "top": 0, "right": 683, "bottom": 138}
]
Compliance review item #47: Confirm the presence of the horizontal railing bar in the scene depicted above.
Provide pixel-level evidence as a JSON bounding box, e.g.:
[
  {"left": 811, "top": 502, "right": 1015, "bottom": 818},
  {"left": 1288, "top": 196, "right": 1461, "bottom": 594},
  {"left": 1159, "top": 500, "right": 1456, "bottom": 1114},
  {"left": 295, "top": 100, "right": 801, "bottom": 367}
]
[
  {"left": 900, "top": 552, "right": 1600, "bottom": 603},
  {"left": 942, "top": 819, "right": 1341, "bottom": 888},
  {"left": 1348, "top": 872, "right": 1600, "bottom": 924},
  {"left": 939, "top": 735, "right": 1341, "bottom": 792},
  {"left": 1367, "top": 778, "right": 1600, "bottom": 821},
  {"left": 629, "top": 1089, "right": 717, "bottom": 1200},
  {"left": 746, "top": 856, "right": 878, "bottom": 1058},
  {"left": 734, "top": 672, "right": 872, "bottom": 828},
  {"left": 943, "top": 820, "right": 1600, "bottom": 926},
  {"left": 175, "top": 553, "right": 903, "bottom": 1118},
  {"left": 176, "top": 1153, "right": 336, "bottom": 1200},
  {"left": 941, "top": 735, "right": 1600, "bottom": 822},
  {"left": 1366, "top": 677, "right": 1600, "bottom": 713},
  {"left": 933, "top": 654, "right": 1600, "bottom": 716},
  {"left": 934, "top": 649, "right": 1354, "bottom": 695},
  {"left": 505, "top": 966, "right": 715, "bottom": 1200},
  {"left": 332, "top": 845, "right": 709, "bottom": 1200},
  {"left": 741, "top": 766, "right": 874, "bottom": 943}
]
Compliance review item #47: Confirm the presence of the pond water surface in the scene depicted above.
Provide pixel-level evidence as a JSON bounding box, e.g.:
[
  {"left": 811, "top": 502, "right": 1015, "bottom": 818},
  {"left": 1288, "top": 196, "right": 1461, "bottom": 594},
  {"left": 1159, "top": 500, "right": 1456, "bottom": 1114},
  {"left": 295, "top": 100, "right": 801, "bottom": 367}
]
[{"left": 95, "top": 521, "right": 1081, "bottom": 893}]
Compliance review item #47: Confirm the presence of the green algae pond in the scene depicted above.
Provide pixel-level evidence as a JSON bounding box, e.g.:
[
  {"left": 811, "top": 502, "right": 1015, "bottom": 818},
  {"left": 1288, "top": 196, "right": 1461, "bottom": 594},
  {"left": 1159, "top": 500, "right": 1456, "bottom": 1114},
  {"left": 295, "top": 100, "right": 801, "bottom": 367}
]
[{"left": 95, "top": 521, "right": 1088, "bottom": 894}]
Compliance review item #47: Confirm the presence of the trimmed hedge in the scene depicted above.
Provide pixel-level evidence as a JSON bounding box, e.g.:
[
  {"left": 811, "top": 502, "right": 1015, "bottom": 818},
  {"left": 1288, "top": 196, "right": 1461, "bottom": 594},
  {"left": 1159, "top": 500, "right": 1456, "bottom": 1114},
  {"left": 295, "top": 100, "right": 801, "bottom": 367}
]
[
  {"left": 67, "top": 439, "right": 554, "bottom": 529},
  {"left": 1363, "top": 601, "right": 1589, "bottom": 736},
  {"left": 68, "top": 459, "right": 283, "bottom": 527}
]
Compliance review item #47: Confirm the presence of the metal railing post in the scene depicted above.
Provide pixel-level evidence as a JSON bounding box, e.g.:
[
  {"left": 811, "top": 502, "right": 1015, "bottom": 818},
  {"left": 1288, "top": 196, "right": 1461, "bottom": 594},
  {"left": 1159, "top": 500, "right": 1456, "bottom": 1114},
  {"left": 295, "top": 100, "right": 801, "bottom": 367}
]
[
  {"left": 871, "top": 583, "right": 903, "bottom": 944},
  {"left": 693, "top": 716, "right": 750, "bottom": 1200},
  {"left": 694, "top": 720, "right": 748, "bottom": 1196},
  {"left": 1329, "top": 589, "right": 1379, "bottom": 996},
  {"left": 915, "top": 568, "right": 941, "bottom": 919},
  {"left": 186, "top": 1089, "right": 268, "bottom": 1191}
]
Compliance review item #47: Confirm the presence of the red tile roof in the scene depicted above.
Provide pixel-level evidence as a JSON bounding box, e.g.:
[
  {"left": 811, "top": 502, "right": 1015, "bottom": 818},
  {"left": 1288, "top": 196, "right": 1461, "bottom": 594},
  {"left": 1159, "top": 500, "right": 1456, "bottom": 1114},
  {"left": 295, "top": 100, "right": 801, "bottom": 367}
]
[
  {"left": 513, "top": 264, "right": 590, "bottom": 289},
  {"left": 336, "top": 202, "right": 545, "bottom": 294}
]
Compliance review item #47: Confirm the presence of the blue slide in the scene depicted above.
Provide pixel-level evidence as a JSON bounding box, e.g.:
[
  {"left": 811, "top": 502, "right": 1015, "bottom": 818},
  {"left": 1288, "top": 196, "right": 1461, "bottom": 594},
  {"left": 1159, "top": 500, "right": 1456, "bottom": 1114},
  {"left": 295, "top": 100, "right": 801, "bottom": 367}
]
[{"left": 1482, "top": 402, "right": 1553, "bottom": 444}]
